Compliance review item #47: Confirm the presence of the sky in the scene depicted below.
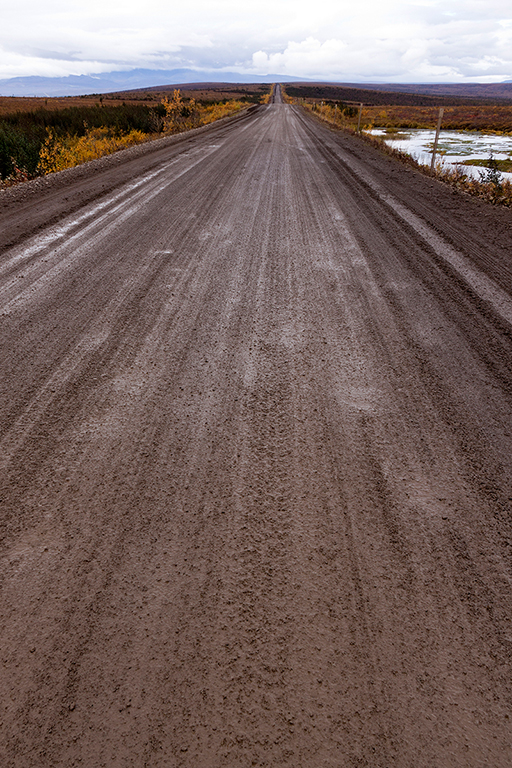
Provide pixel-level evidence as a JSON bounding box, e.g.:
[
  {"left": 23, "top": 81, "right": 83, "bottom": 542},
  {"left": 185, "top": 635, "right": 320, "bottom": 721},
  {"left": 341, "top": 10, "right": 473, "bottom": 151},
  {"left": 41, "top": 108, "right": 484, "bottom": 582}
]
[{"left": 1, "top": 0, "right": 511, "bottom": 83}]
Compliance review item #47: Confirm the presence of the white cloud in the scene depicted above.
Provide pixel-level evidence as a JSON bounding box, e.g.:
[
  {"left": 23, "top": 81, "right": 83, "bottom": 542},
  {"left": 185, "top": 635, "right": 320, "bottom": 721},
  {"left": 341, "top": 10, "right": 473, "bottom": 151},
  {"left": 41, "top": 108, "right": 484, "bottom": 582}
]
[{"left": 0, "top": 0, "right": 511, "bottom": 82}]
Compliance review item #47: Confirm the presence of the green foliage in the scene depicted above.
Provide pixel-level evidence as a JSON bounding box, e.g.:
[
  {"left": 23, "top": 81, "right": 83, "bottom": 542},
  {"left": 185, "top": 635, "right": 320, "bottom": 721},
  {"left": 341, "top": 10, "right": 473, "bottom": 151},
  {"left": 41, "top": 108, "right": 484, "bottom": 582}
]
[
  {"left": 478, "top": 154, "right": 504, "bottom": 188},
  {"left": 0, "top": 123, "right": 42, "bottom": 177},
  {"left": 464, "top": 156, "right": 512, "bottom": 173},
  {"left": 0, "top": 102, "right": 166, "bottom": 179}
]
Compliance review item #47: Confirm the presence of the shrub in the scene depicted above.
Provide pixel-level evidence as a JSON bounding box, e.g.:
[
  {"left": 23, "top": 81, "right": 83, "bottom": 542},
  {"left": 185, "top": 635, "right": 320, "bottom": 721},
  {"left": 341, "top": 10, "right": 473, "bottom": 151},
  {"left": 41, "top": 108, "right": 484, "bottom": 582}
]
[
  {"left": 0, "top": 123, "right": 44, "bottom": 178},
  {"left": 38, "top": 127, "right": 148, "bottom": 174}
]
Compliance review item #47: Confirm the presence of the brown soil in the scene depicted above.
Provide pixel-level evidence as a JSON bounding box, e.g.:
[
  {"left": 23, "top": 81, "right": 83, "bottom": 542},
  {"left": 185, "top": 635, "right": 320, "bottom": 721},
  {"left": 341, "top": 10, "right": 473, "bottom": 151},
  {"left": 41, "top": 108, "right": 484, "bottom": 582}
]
[{"left": 1, "top": 87, "right": 512, "bottom": 768}]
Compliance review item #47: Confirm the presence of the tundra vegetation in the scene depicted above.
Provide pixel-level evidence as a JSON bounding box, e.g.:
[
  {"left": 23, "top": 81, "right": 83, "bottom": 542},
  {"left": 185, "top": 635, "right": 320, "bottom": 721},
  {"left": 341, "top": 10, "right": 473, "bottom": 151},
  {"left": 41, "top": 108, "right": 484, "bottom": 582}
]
[
  {"left": 0, "top": 85, "right": 269, "bottom": 185},
  {"left": 285, "top": 87, "right": 512, "bottom": 207}
]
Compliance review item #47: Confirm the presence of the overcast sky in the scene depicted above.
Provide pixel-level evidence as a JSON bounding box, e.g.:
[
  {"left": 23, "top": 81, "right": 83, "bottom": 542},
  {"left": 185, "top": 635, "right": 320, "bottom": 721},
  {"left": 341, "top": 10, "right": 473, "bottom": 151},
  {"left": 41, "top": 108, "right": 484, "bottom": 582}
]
[{"left": 1, "top": 0, "right": 511, "bottom": 83}]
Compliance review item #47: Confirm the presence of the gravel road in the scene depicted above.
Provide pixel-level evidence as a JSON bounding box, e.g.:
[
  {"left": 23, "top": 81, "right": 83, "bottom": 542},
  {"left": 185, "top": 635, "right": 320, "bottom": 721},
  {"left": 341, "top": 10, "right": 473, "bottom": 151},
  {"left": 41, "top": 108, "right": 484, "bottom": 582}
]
[{"left": 1, "top": 86, "right": 512, "bottom": 767}]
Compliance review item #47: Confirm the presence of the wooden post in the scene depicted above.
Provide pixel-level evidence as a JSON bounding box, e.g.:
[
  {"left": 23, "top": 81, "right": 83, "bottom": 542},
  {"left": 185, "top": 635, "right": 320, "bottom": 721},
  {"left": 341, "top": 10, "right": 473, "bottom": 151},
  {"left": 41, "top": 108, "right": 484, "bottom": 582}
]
[
  {"left": 430, "top": 107, "right": 444, "bottom": 172},
  {"left": 334, "top": 104, "right": 338, "bottom": 122},
  {"left": 357, "top": 103, "right": 363, "bottom": 133}
]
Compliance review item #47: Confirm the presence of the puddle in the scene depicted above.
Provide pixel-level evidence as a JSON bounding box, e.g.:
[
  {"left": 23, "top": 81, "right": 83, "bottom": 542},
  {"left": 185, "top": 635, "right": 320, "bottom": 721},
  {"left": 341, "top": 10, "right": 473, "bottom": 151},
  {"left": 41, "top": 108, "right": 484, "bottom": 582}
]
[{"left": 368, "top": 128, "right": 512, "bottom": 180}]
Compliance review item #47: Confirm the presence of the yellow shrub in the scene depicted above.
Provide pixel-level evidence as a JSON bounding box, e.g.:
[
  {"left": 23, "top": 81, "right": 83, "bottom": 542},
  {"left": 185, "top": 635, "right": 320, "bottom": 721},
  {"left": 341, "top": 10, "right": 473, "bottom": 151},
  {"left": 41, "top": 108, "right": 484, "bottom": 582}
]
[
  {"left": 198, "top": 100, "right": 244, "bottom": 125},
  {"left": 37, "top": 95, "right": 246, "bottom": 176},
  {"left": 160, "top": 90, "right": 207, "bottom": 133},
  {"left": 38, "top": 127, "right": 148, "bottom": 174}
]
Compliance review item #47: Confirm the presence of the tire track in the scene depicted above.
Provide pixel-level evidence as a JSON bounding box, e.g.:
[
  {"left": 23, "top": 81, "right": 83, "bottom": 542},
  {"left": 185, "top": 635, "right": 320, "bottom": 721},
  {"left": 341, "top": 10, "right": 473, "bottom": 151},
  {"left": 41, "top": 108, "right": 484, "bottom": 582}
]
[{"left": 1, "top": 89, "right": 512, "bottom": 768}]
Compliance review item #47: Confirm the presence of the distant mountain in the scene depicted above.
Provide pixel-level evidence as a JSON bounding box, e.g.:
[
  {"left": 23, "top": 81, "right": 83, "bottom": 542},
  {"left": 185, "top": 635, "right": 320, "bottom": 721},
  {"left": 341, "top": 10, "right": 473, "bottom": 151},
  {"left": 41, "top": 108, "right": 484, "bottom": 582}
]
[
  {"left": 0, "top": 68, "right": 303, "bottom": 97},
  {"left": 2, "top": 70, "right": 511, "bottom": 100}
]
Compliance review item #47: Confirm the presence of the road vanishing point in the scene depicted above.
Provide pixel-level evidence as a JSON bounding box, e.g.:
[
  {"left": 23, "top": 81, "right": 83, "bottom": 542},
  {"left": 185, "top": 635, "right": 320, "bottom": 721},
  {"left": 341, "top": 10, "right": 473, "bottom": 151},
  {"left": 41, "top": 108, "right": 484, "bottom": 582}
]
[{"left": 1, "top": 85, "right": 512, "bottom": 767}]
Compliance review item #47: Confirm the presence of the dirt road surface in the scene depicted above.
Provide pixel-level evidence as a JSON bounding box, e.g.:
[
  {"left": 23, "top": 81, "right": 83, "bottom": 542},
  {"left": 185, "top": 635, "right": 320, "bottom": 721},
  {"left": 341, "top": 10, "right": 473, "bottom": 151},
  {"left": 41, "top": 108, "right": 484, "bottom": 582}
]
[{"left": 1, "top": 86, "right": 512, "bottom": 767}]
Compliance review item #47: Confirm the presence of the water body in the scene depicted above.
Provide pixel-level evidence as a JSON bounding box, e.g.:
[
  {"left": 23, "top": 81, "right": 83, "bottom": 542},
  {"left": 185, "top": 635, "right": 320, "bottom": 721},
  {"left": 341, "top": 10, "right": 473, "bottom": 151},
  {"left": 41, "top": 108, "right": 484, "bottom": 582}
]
[{"left": 369, "top": 128, "right": 512, "bottom": 180}]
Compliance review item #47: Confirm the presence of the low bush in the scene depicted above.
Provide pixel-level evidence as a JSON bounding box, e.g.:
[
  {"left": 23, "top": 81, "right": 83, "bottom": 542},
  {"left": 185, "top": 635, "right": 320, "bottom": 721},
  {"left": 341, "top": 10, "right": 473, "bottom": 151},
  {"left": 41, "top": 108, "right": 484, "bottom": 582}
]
[
  {"left": 0, "top": 91, "right": 246, "bottom": 183},
  {"left": 37, "top": 127, "right": 149, "bottom": 174}
]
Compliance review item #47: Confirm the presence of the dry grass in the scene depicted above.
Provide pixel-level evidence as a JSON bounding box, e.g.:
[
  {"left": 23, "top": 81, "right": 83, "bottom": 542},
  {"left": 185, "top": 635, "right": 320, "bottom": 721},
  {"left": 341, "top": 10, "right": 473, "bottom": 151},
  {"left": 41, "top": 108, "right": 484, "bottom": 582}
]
[
  {"left": 0, "top": 95, "right": 157, "bottom": 117},
  {"left": 0, "top": 83, "right": 270, "bottom": 118}
]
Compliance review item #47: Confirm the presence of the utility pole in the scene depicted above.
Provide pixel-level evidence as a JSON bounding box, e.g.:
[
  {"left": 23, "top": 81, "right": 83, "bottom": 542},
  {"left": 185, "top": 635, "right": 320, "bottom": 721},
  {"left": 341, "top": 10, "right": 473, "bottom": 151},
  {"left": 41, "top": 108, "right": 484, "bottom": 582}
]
[
  {"left": 357, "top": 103, "right": 363, "bottom": 133},
  {"left": 430, "top": 107, "right": 444, "bottom": 172}
]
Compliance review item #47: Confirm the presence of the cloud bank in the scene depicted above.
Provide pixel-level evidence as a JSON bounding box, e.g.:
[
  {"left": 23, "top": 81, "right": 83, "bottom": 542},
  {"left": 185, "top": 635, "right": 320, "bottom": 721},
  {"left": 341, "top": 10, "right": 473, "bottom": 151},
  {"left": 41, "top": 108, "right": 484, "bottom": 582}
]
[{"left": 1, "top": 0, "right": 511, "bottom": 82}]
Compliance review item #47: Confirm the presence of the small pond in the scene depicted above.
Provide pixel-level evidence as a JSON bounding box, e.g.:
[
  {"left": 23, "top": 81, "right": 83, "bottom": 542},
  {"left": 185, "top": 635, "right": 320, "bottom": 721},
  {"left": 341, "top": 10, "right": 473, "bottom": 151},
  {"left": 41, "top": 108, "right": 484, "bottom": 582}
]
[{"left": 368, "top": 128, "right": 512, "bottom": 180}]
